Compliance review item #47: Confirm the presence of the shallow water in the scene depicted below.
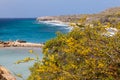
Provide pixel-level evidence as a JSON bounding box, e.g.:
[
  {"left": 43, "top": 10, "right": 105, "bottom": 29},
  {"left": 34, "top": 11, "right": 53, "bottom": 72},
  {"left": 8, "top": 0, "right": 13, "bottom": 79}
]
[{"left": 0, "top": 47, "right": 42, "bottom": 80}]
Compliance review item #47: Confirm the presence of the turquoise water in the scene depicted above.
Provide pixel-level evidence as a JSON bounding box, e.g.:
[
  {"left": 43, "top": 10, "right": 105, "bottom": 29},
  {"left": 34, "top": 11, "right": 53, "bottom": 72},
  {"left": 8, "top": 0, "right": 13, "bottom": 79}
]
[
  {"left": 0, "top": 47, "right": 42, "bottom": 80},
  {"left": 0, "top": 18, "right": 71, "bottom": 80},
  {"left": 0, "top": 18, "right": 70, "bottom": 43}
]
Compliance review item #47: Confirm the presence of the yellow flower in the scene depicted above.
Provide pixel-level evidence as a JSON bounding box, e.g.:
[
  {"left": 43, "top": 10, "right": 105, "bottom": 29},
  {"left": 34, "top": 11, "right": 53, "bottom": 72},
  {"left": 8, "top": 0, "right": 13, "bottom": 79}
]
[
  {"left": 49, "top": 55, "right": 55, "bottom": 61},
  {"left": 98, "top": 63, "right": 104, "bottom": 68},
  {"left": 29, "top": 50, "right": 33, "bottom": 53}
]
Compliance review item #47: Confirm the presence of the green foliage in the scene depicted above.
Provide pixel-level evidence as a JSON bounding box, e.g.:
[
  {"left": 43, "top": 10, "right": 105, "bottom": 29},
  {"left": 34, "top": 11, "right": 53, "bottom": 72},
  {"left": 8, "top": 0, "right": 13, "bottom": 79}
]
[{"left": 28, "top": 22, "right": 120, "bottom": 80}]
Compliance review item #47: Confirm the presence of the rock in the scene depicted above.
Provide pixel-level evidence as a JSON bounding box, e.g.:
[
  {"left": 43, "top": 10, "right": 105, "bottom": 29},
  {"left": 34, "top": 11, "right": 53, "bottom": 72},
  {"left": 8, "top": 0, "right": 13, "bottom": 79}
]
[
  {"left": 0, "top": 65, "right": 16, "bottom": 80},
  {"left": 16, "top": 40, "right": 27, "bottom": 43},
  {"left": 0, "top": 44, "right": 4, "bottom": 47}
]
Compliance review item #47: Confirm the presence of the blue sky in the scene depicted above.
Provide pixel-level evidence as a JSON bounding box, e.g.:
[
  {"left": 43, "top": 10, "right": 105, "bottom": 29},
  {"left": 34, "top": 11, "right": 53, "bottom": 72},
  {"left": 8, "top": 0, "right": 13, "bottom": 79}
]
[{"left": 0, "top": 0, "right": 120, "bottom": 18}]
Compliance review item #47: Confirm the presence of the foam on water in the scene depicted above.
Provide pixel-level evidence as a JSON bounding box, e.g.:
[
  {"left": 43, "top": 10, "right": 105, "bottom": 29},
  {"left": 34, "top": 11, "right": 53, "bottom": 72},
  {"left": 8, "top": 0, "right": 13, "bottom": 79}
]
[
  {"left": 38, "top": 21, "right": 73, "bottom": 32},
  {"left": 38, "top": 21, "right": 69, "bottom": 27}
]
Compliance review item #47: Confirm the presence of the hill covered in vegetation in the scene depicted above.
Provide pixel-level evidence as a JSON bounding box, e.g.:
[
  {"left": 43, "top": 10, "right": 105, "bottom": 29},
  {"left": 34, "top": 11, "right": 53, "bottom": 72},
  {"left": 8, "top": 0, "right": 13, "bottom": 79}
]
[{"left": 37, "top": 7, "right": 120, "bottom": 24}]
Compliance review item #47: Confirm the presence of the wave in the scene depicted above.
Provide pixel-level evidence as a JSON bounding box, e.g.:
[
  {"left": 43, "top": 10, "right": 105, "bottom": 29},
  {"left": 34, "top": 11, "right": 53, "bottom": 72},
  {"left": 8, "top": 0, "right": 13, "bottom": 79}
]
[
  {"left": 63, "top": 26, "right": 73, "bottom": 31},
  {"left": 36, "top": 20, "right": 73, "bottom": 32},
  {"left": 38, "top": 20, "right": 69, "bottom": 27}
]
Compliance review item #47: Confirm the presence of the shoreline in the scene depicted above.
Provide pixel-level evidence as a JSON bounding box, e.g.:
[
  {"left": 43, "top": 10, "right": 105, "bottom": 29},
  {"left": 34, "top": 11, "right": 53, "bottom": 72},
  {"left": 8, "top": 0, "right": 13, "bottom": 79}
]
[
  {"left": 37, "top": 16, "right": 70, "bottom": 26},
  {"left": 0, "top": 20, "right": 72, "bottom": 48},
  {"left": 37, "top": 18, "right": 74, "bottom": 31},
  {"left": 38, "top": 20, "right": 69, "bottom": 26},
  {"left": 0, "top": 40, "right": 44, "bottom": 48}
]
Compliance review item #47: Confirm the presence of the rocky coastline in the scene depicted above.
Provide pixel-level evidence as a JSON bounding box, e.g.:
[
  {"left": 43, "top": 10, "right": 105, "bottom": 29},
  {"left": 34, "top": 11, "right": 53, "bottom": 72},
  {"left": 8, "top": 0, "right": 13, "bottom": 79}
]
[{"left": 0, "top": 40, "right": 44, "bottom": 48}]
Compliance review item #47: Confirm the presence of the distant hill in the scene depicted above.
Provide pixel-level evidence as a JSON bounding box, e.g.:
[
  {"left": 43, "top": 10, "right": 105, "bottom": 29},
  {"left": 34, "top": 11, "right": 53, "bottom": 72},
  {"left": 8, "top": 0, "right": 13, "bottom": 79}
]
[
  {"left": 100, "top": 7, "right": 120, "bottom": 14},
  {"left": 37, "top": 7, "right": 120, "bottom": 24}
]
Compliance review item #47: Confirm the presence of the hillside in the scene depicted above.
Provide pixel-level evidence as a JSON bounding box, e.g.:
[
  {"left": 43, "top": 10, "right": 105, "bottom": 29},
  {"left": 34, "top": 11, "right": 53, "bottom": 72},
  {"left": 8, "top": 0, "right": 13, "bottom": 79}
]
[{"left": 37, "top": 7, "right": 120, "bottom": 24}]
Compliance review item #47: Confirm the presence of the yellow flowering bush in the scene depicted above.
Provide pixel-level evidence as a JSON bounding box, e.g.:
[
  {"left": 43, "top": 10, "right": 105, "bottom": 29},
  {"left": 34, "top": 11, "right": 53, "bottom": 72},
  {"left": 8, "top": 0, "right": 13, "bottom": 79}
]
[{"left": 28, "top": 22, "right": 120, "bottom": 80}]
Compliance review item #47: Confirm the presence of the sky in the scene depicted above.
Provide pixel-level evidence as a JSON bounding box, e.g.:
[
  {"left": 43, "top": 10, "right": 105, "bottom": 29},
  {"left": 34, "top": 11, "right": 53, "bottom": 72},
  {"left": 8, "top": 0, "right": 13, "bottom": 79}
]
[{"left": 0, "top": 0, "right": 120, "bottom": 18}]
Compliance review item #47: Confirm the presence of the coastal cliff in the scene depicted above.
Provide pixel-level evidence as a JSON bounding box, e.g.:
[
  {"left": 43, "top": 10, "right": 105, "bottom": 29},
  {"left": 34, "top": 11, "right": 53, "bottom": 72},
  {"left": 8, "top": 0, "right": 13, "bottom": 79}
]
[{"left": 0, "top": 65, "right": 16, "bottom": 80}]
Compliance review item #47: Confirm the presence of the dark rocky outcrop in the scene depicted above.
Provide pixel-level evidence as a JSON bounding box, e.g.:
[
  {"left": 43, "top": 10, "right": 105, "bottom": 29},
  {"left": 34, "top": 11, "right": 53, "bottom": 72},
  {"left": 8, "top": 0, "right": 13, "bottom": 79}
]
[
  {"left": 0, "top": 65, "right": 16, "bottom": 80},
  {"left": 16, "top": 40, "right": 27, "bottom": 43}
]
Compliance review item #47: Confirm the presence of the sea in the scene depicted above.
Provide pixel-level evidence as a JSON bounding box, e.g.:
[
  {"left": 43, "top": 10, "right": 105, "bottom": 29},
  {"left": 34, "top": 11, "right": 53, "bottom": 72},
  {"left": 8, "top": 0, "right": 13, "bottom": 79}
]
[{"left": 0, "top": 18, "right": 71, "bottom": 80}]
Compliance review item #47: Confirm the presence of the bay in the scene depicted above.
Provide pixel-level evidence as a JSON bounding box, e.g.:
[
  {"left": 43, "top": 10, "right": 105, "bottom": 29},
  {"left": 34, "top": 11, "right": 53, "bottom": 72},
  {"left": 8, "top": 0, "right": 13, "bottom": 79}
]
[{"left": 0, "top": 18, "right": 71, "bottom": 80}]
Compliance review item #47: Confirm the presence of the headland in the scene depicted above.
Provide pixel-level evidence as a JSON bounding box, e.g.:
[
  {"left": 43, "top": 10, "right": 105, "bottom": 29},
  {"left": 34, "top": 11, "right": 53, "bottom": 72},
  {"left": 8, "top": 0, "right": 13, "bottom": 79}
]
[{"left": 37, "top": 7, "right": 120, "bottom": 25}]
